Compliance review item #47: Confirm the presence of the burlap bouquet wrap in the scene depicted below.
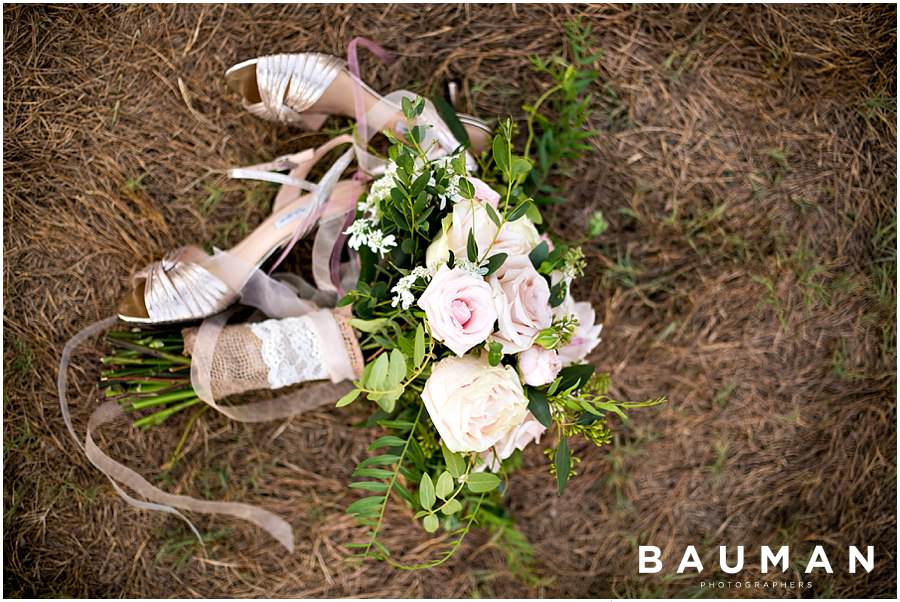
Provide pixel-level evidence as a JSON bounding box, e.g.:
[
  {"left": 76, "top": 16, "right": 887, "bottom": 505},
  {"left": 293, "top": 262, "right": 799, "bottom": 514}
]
[{"left": 183, "top": 309, "right": 364, "bottom": 399}]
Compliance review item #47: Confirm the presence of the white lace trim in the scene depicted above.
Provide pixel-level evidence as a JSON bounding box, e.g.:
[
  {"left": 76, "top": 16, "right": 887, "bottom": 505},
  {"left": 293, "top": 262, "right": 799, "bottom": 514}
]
[{"left": 249, "top": 316, "right": 329, "bottom": 389}]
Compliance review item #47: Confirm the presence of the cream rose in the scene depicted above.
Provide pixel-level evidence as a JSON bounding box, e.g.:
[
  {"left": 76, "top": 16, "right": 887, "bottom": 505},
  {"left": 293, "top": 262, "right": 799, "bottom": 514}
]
[
  {"left": 425, "top": 199, "right": 541, "bottom": 268},
  {"left": 476, "top": 412, "right": 547, "bottom": 472},
  {"left": 517, "top": 345, "right": 562, "bottom": 386},
  {"left": 422, "top": 356, "right": 530, "bottom": 453},
  {"left": 554, "top": 295, "right": 603, "bottom": 365},
  {"left": 418, "top": 265, "right": 497, "bottom": 356},
  {"left": 489, "top": 255, "right": 552, "bottom": 353}
]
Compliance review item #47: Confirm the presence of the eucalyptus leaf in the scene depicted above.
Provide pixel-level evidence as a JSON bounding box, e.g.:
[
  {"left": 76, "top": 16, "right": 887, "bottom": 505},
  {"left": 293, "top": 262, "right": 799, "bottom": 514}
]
[
  {"left": 414, "top": 324, "right": 426, "bottom": 367},
  {"left": 368, "top": 354, "right": 389, "bottom": 391},
  {"left": 458, "top": 177, "right": 475, "bottom": 199},
  {"left": 466, "top": 472, "right": 500, "bottom": 493},
  {"left": 441, "top": 443, "right": 466, "bottom": 478},
  {"left": 388, "top": 349, "right": 407, "bottom": 387},
  {"left": 441, "top": 499, "right": 463, "bottom": 515},
  {"left": 529, "top": 241, "right": 549, "bottom": 270},
  {"left": 492, "top": 136, "right": 510, "bottom": 174},
  {"left": 335, "top": 389, "right": 360, "bottom": 408},
  {"left": 349, "top": 318, "right": 389, "bottom": 333},
  {"left": 423, "top": 514, "right": 439, "bottom": 533},
  {"left": 507, "top": 200, "right": 532, "bottom": 222},
  {"left": 466, "top": 229, "right": 478, "bottom": 262},
  {"left": 419, "top": 473, "right": 436, "bottom": 510},
  {"left": 484, "top": 202, "right": 502, "bottom": 227},
  {"left": 435, "top": 471, "right": 454, "bottom": 499},
  {"left": 483, "top": 253, "right": 508, "bottom": 276}
]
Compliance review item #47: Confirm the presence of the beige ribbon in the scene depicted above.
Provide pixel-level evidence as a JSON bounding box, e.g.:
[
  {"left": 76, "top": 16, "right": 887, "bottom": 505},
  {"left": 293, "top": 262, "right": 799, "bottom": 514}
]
[{"left": 58, "top": 305, "right": 359, "bottom": 553}]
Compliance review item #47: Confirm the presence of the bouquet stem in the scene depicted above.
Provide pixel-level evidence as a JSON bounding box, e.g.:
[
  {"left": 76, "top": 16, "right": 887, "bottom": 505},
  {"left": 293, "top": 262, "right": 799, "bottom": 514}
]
[{"left": 99, "top": 326, "right": 200, "bottom": 430}]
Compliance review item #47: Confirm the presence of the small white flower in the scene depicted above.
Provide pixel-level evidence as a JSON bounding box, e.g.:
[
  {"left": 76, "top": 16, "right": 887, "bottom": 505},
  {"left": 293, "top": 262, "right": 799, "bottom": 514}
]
[
  {"left": 365, "top": 229, "right": 396, "bottom": 256},
  {"left": 390, "top": 265, "right": 433, "bottom": 309},
  {"left": 344, "top": 219, "right": 372, "bottom": 250},
  {"left": 456, "top": 258, "right": 489, "bottom": 277}
]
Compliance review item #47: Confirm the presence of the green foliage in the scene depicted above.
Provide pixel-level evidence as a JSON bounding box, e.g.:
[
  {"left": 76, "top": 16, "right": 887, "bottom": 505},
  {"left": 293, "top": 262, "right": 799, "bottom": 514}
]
[{"left": 523, "top": 18, "right": 602, "bottom": 205}]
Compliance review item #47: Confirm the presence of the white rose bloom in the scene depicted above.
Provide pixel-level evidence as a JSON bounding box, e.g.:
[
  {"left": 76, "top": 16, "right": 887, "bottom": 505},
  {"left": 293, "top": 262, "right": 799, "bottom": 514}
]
[
  {"left": 476, "top": 412, "right": 547, "bottom": 472},
  {"left": 425, "top": 199, "right": 541, "bottom": 269},
  {"left": 422, "top": 356, "right": 530, "bottom": 453}
]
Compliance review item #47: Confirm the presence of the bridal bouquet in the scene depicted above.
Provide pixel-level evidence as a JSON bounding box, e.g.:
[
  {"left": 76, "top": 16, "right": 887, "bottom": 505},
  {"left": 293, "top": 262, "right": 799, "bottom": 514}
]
[{"left": 331, "top": 100, "right": 663, "bottom": 566}]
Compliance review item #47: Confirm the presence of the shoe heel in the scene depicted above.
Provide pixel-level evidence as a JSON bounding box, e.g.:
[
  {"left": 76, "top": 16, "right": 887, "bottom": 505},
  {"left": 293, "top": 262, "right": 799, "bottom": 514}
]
[{"left": 297, "top": 112, "right": 328, "bottom": 131}]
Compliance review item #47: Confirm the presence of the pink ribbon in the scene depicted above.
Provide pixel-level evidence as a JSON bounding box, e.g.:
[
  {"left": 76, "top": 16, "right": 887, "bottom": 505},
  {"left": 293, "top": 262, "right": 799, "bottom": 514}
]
[{"left": 347, "top": 36, "right": 394, "bottom": 175}]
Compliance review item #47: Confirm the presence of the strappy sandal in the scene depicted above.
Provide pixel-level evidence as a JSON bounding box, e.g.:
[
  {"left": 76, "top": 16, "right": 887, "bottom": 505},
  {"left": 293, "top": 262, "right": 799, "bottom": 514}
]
[
  {"left": 224, "top": 46, "right": 493, "bottom": 155},
  {"left": 117, "top": 136, "right": 362, "bottom": 324}
]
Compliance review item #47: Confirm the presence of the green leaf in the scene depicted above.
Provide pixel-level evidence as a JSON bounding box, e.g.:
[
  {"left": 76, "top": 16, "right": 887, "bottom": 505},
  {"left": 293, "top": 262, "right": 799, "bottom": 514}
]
[
  {"left": 368, "top": 354, "right": 389, "bottom": 390},
  {"left": 549, "top": 280, "right": 567, "bottom": 307},
  {"left": 511, "top": 157, "right": 532, "bottom": 181},
  {"left": 432, "top": 94, "right": 470, "bottom": 148},
  {"left": 588, "top": 210, "right": 608, "bottom": 237},
  {"left": 529, "top": 241, "right": 549, "bottom": 269},
  {"left": 441, "top": 443, "right": 466, "bottom": 478},
  {"left": 393, "top": 482, "right": 416, "bottom": 506},
  {"left": 466, "top": 229, "right": 478, "bottom": 262},
  {"left": 466, "top": 472, "right": 500, "bottom": 493},
  {"left": 483, "top": 253, "right": 508, "bottom": 276},
  {"left": 441, "top": 499, "right": 463, "bottom": 515},
  {"left": 526, "top": 201, "right": 544, "bottom": 225},
  {"left": 336, "top": 388, "right": 360, "bottom": 408},
  {"left": 492, "top": 135, "right": 510, "bottom": 174},
  {"left": 377, "top": 419, "right": 414, "bottom": 431},
  {"left": 349, "top": 481, "right": 389, "bottom": 492},
  {"left": 349, "top": 318, "right": 389, "bottom": 333},
  {"left": 423, "top": 514, "right": 439, "bottom": 533},
  {"left": 346, "top": 496, "right": 383, "bottom": 516},
  {"left": 414, "top": 324, "right": 426, "bottom": 368},
  {"left": 558, "top": 364, "right": 594, "bottom": 391},
  {"left": 555, "top": 438, "right": 571, "bottom": 495},
  {"left": 369, "top": 435, "right": 407, "bottom": 450},
  {"left": 401, "top": 96, "right": 415, "bottom": 119},
  {"left": 484, "top": 202, "right": 502, "bottom": 227},
  {"left": 435, "top": 471, "right": 454, "bottom": 499},
  {"left": 352, "top": 467, "right": 395, "bottom": 479},
  {"left": 372, "top": 390, "right": 400, "bottom": 414},
  {"left": 525, "top": 387, "right": 553, "bottom": 427},
  {"left": 358, "top": 454, "right": 400, "bottom": 468},
  {"left": 457, "top": 177, "right": 475, "bottom": 199},
  {"left": 507, "top": 200, "right": 532, "bottom": 222},
  {"left": 388, "top": 349, "right": 407, "bottom": 387},
  {"left": 419, "top": 473, "right": 436, "bottom": 510}
]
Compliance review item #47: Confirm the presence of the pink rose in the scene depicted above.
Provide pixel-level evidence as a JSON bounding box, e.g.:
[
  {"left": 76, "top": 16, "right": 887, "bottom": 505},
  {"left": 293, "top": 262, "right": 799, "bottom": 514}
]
[
  {"left": 539, "top": 233, "right": 555, "bottom": 252},
  {"left": 489, "top": 255, "right": 552, "bottom": 353},
  {"left": 476, "top": 412, "right": 547, "bottom": 472},
  {"left": 418, "top": 265, "right": 497, "bottom": 356},
  {"left": 517, "top": 345, "right": 562, "bottom": 386},
  {"left": 555, "top": 297, "right": 603, "bottom": 365},
  {"left": 470, "top": 177, "right": 500, "bottom": 208}
]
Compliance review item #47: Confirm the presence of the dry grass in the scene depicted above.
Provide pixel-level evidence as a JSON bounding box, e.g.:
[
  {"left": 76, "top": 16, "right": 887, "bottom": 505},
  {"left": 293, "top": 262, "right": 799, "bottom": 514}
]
[{"left": 3, "top": 4, "right": 896, "bottom": 598}]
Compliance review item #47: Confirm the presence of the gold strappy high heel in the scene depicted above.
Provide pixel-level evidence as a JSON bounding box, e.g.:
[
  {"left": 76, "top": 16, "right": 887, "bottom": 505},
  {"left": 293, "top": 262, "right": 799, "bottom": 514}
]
[
  {"left": 117, "top": 137, "right": 361, "bottom": 324},
  {"left": 225, "top": 51, "right": 493, "bottom": 155}
]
